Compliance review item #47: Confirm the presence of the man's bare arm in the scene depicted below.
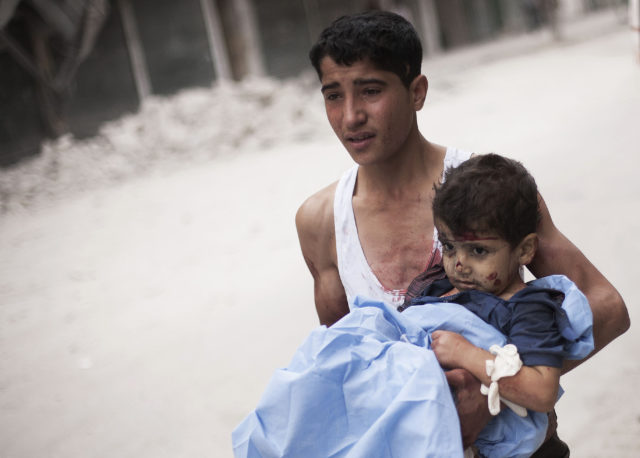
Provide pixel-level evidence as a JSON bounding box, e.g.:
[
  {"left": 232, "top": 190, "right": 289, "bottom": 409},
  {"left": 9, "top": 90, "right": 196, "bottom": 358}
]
[
  {"left": 529, "top": 194, "right": 630, "bottom": 372},
  {"left": 295, "top": 184, "right": 350, "bottom": 326}
]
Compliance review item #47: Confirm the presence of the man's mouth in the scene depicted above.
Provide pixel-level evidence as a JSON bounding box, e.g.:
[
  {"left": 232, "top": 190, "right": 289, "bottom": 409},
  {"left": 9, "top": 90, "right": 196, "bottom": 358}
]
[{"left": 346, "top": 132, "right": 375, "bottom": 144}]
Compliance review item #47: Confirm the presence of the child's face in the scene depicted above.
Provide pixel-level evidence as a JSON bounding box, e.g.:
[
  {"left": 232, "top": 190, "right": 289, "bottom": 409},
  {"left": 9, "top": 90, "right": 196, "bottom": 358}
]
[{"left": 436, "top": 221, "right": 525, "bottom": 299}]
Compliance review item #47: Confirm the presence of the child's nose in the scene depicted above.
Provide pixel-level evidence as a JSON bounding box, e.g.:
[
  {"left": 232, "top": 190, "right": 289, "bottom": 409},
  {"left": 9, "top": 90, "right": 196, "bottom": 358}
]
[{"left": 455, "top": 256, "right": 470, "bottom": 273}]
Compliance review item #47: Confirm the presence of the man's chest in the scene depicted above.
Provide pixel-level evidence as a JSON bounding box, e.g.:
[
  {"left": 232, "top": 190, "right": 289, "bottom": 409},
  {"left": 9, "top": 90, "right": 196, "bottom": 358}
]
[{"left": 353, "top": 202, "right": 437, "bottom": 290}]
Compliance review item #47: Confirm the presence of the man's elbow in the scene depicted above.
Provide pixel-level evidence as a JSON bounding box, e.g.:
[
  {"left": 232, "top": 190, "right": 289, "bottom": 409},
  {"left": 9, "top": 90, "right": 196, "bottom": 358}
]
[
  {"left": 612, "top": 293, "right": 630, "bottom": 337},
  {"left": 599, "top": 289, "right": 630, "bottom": 346}
]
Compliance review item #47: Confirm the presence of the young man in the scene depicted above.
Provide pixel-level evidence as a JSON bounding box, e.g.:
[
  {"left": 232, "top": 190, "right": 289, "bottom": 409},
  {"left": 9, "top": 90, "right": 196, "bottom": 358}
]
[{"left": 295, "top": 10, "right": 629, "bottom": 455}]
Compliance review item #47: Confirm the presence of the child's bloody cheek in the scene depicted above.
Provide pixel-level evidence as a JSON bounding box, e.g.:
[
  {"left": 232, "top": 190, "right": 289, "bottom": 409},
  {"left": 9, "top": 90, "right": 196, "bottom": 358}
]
[{"left": 487, "top": 272, "right": 502, "bottom": 286}]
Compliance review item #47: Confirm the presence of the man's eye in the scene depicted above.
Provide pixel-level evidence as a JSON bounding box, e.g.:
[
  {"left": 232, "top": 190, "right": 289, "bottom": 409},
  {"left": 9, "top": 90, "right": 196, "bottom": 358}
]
[
  {"left": 325, "top": 93, "right": 341, "bottom": 101},
  {"left": 363, "top": 88, "right": 381, "bottom": 96}
]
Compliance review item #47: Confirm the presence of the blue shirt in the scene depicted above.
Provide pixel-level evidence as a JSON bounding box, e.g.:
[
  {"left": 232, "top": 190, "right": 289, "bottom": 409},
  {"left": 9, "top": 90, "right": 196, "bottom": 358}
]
[{"left": 406, "top": 278, "right": 579, "bottom": 367}]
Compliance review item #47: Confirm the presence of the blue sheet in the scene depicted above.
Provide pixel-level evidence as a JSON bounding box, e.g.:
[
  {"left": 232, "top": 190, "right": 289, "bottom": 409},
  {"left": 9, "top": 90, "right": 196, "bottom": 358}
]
[{"left": 232, "top": 275, "right": 593, "bottom": 457}]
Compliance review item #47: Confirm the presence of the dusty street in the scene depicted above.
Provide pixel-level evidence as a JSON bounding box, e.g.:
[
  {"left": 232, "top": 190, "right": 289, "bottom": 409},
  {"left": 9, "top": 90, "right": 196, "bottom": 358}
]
[{"left": 1, "top": 12, "right": 639, "bottom": 458}]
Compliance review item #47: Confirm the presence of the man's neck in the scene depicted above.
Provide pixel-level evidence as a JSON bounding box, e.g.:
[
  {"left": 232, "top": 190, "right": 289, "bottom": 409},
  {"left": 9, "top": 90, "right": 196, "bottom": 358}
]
[{"left": 355, "top": 137, "right": 446, "bottom": 201}]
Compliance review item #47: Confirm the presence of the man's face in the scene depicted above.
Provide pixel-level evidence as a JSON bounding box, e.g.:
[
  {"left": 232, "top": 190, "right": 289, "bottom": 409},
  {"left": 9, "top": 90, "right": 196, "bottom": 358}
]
[
  {"left": 436, "top": 221, "right": 523, "bottom": 299},
  {"left": 318, "top": 57, "right": 419, "bottom": 165}
]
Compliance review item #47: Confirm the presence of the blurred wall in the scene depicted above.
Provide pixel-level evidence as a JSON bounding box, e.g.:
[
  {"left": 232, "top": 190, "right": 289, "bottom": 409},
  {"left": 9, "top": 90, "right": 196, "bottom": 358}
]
[{"left": 0, "top": 0, "right": 617, "bottom": 166}]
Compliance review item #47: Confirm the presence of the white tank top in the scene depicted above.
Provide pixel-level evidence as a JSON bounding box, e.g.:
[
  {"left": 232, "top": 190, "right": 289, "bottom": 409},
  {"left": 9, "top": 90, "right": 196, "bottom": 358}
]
[{"left": 334, "top": 147, "right": 473, "bottom": 308}]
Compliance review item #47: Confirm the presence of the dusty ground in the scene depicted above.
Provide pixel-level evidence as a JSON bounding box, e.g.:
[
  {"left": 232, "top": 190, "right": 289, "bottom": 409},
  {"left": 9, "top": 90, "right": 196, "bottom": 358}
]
[{"left": 1, "top": 12, "right": 639, "bottom": 458}]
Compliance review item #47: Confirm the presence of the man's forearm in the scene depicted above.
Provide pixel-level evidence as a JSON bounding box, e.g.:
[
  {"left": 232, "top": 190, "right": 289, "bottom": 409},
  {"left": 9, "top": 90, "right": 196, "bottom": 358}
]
[
  {"left": 531, "top": 196, "right": 630, "bottom": 372},
  {"left": 562, "top": 282, "right": 628, "bottom": 374}
]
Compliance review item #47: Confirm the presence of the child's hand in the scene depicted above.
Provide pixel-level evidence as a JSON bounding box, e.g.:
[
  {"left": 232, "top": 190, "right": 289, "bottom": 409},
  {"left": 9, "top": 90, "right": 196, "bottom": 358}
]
[{"left": 431, "top": 330, "right": 472, "bottom": 369}]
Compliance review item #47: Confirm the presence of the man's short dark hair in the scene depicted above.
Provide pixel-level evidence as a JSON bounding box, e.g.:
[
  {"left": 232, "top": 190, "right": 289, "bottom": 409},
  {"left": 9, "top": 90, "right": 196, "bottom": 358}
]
[
  {"left": 433, "top": 154, "right": 541, "bottom": 247},
  {"left": 309, "top": 10, "right": 422, "bottom": 88}
]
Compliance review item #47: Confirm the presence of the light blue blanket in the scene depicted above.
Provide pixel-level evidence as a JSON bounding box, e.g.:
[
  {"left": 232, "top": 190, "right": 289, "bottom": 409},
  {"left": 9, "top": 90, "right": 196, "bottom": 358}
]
[{"left": 232, "top": 275, "right": 593, "bottom": 457}]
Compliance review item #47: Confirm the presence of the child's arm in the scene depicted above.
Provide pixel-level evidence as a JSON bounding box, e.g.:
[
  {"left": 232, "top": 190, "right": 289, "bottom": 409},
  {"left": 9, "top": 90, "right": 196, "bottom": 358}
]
[{"left": 431, "top": 330, "right": 560, "bottom": 413}]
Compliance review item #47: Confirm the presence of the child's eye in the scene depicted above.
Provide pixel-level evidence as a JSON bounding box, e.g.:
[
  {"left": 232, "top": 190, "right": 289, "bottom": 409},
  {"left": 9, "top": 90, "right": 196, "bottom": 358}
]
[
  {"left": 472, "top": 246, "right": 488, "bottom": 256},
  {"left": 441, "top": 242, "right": 454, "bottom": 252}
]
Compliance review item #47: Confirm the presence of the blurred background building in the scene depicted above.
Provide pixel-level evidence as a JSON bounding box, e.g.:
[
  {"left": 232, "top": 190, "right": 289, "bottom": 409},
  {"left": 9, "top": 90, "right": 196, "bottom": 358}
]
[{"left": 0, "top": 0, "right": 628, "bottom": 166}]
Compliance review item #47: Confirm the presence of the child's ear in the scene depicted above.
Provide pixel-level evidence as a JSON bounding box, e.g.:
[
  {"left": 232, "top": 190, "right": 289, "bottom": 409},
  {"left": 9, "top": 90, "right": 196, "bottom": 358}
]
[{"left": 518, "top": 233, "right": 538, "bottom": 266}]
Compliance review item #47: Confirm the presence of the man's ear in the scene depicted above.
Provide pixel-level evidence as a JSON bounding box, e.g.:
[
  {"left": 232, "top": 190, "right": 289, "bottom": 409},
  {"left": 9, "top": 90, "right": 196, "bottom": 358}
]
[
  {"left": 518, "top": 233, "right": 538, "bottom": 266},
  {"left": 410, "top": 74, "right": 428, "bottom": 110}
]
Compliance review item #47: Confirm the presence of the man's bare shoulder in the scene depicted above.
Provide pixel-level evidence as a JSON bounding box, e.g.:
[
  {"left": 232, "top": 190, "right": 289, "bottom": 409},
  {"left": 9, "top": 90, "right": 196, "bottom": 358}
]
[
  {"left": 295, "top": 181, "right": 338, "bottom": 237},
  {"left": 296, "top": 180, "right": 349, "bottom": 325}
]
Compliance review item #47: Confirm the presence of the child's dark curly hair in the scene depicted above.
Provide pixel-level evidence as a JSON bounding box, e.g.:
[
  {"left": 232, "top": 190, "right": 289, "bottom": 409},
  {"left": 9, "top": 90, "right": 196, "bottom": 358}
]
[{"left": 433, "top": 154, "right": 541, "bottom": 247}]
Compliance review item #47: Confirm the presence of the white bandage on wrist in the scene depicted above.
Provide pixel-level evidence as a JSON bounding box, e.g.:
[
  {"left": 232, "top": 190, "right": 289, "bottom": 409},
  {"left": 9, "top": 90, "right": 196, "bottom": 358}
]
[{"left": 480, "top": 344, "right": 527, "bottom": 417}]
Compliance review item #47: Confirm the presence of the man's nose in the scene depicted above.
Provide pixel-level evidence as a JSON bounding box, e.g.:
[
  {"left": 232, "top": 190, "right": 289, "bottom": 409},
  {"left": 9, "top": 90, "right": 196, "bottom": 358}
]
[{"left": 344, "top": 96, "right": 366, "bottom": 128}]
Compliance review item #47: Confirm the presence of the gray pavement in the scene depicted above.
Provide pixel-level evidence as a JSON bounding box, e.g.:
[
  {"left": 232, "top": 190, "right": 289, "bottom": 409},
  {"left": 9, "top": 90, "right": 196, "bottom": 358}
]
[{"left": 1, "top": 9, "right": 638, "bottom": 458}]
